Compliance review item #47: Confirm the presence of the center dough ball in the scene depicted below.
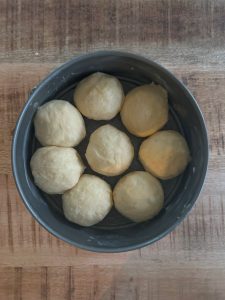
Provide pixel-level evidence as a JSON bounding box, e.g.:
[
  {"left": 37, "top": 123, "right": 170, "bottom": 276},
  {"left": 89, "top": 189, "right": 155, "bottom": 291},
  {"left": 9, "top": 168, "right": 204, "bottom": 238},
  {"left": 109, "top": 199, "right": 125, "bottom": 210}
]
[
  {"left": 85, "top": 125, "right": 134, "bottom": 176},
  {"left": 30, "top": 146, "right": 84, "bottom": 194},
  {"left": 34, "top": 100, "right": 86, "bottom": 147},
  {"left": 62, "top": 174, "right": 113, "bottom": 226},
  {"left": 120, "top": 83, "right": 168, "bottom": 137},
  {"left": 74, "top": 72, "right": 124, "bottom": 120},
  {"left": 113, "top": 171, "right": 164, "bottom": 222}
]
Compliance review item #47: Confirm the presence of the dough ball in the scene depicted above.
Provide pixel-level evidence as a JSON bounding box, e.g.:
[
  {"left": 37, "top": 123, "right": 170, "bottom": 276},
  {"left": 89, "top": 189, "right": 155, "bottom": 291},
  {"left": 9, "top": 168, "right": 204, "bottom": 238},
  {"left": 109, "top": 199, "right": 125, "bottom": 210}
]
[
  {"left": 34, "top": 100, "right": 86, "bottom": 147},
  {"left": 139, "top": 130, "right": 191, "bottom": 180},
  {"left": 30, "top": 146, "right": 84, "bottom": 194},
  {"left": 113, "top": 171, "right": 164, "bottom": 222},
  {"left": 74, "top": 72, "right": 124, "bottom": 120},
  {"left": 62, "top": 174, "right": 113, "bottom": 226},
  {"left": 85, "top": 125, "right": 134, "bottom": 176},
  {"left": 121, "top": 83, "right": 168, "bottom": 137}
]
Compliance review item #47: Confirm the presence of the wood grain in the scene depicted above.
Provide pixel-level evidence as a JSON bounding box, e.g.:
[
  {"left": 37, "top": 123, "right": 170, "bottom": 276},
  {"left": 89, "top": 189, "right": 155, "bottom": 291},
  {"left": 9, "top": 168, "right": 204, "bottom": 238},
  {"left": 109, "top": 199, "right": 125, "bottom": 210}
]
[{"left": 0, "top": 0, "right": 225, "bottom": 299}]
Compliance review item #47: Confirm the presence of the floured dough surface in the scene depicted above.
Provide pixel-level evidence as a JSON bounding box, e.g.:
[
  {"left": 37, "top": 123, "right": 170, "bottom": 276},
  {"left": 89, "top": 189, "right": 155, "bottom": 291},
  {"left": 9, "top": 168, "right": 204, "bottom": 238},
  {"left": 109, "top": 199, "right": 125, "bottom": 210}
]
[
  {"left": 85, "top": 125, "right": 134, "bottom": 176},
  {"left": 121, "top": 83, "right": 168, "bottom": 137},
  {"left": 74, "top": 72, "right": 124, "bottom": 120},
  {"left": 34, "top": 100, "right": 86, "bottom": 147},
  {"left": 63, "top": 174, "right": 113, "bottom": 226},
  {"left": 113, "top": 171, "right": 164, "bottom": 222},
  {"left": 139, "top": 130, "right": 190, "bottom": 179},
  {"left": 30, "top": 146, "right": 84, "bottom": 194}
]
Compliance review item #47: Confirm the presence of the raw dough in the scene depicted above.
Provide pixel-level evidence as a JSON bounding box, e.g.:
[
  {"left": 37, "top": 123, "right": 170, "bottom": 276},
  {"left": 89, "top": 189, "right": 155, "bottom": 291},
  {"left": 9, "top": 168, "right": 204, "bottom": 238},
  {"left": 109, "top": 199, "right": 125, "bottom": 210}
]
[
  {"left": 113, "top": 171, "right": 164, "bottom": 222},
  {"left": 120, "top": 83, "right": 168, "bottom": 137},
  {"left": 139, "top": 130, "right": 190, "bottom": 180},
  {"left": 85, "top": 125, "right": 134, "bottom": 176},
  {"left": 62, "top": 174, "right": 113, "bottom": 226},
  {"left": 74, "top": 72, "right": 124, "bottom": 120},
  {"left": 34, "top": 100, "right": 86, "bottom": 147},
  {"left": 30, "top": 146, "right": 84, "bottom": 194}
]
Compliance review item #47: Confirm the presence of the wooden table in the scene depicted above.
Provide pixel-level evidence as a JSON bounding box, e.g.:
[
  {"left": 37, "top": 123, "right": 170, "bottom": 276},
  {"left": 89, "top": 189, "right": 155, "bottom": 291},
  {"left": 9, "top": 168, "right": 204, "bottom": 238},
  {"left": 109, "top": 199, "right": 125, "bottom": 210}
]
[{"left": 1, "top": 0, "right": 225, "bottom": 299}]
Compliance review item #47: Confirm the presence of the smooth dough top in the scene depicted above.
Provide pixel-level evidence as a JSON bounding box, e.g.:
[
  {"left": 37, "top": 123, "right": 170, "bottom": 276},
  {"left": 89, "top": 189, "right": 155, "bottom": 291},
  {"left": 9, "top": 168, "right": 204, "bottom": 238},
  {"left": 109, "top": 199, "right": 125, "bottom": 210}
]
[
  {"left": 85, "top": 124, "right": 134, "bottom": 176},
  {"left": 30, "top": 146, "right": 84, "bottom": 194},
  {"left": 120, "top": 83, "right": 168, "bottom": 137},
  {"left": 62, "top": 174, "right": 113, "bottom": 226},
  {"left": 139, "top": 130, "right": 191, "bottom": 180},
  {"left": 113, "top": 171, "right": 164, "bottom": 222},
  {"left": 34, "top": 100, "right": 86, "bottom": 147},
  {"left": 74, "top": 72, "right": 124, "bottom": 120}
]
